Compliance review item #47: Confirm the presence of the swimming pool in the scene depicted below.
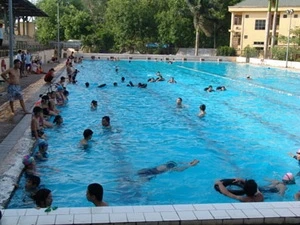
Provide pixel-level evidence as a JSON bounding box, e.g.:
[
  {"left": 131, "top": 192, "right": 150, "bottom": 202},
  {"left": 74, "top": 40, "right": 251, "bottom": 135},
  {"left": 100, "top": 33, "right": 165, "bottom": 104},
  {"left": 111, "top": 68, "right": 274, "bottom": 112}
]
[{"left": 8, "top": 60, "right": 300, "bottom": 208}]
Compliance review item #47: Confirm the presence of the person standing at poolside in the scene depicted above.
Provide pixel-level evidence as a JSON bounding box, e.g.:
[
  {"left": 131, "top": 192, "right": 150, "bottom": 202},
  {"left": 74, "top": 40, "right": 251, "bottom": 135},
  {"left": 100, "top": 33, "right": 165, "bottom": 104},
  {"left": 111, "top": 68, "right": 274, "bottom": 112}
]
[
  {"left": 0, "top": 59, "right": 30, "bottom": 114},
  {"left": 25, "top": 51, "right": 32, "bottom": 73},
  {"left": 86, "top": 183, "right": 108, "bottom": 207}
]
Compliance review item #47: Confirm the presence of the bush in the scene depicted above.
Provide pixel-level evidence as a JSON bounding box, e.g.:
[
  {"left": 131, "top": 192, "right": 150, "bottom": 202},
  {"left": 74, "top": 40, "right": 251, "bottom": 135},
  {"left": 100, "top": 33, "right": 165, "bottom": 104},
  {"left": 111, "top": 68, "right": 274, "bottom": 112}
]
[
  {"left": 217, "top": 46, "right": 236, "bottom": 56},
  {"left": 271, "top": 46, "right": 286, "bottom": 60},
  {"left": 242, "top": 45, "right": 259, "bottom": 58},
  {"left": 272, "top": 46, "right": 300, "bottom": 61}
]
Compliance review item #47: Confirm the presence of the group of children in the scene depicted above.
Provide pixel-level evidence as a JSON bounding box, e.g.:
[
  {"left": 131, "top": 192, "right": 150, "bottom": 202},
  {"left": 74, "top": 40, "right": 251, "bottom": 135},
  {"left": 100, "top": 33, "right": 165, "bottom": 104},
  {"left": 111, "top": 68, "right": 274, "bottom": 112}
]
[{"left": 17, "top": 55, "right": 110, "bottom": 209}]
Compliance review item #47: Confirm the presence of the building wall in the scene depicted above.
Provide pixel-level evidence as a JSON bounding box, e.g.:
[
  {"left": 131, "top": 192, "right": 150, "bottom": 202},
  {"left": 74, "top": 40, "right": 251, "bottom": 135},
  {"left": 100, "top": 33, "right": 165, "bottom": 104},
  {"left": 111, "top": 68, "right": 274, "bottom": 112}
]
[
  {"left": 18, "top": 22, "right": 36, "bottom": 38},
  {"left": 229, "top": 6, "right": 300, "bottom": 55}
]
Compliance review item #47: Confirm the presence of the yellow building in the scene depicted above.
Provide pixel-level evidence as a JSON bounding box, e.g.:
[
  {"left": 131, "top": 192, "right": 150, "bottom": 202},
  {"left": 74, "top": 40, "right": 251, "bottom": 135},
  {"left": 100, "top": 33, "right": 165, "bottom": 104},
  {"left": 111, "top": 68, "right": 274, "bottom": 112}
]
[{"left": 229, "top": 0, "right": 300, "bottom": 56}]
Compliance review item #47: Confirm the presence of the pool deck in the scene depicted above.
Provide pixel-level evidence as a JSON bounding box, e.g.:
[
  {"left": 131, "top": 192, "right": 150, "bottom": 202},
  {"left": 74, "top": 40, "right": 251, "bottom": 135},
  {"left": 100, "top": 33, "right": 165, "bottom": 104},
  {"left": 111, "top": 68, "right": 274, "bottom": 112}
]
[
  {"left": 1, "top": 202, "right": 300, "bottom": 225},
  {"left": 0, "top": 57, "right": 300, "bottom": 225}
]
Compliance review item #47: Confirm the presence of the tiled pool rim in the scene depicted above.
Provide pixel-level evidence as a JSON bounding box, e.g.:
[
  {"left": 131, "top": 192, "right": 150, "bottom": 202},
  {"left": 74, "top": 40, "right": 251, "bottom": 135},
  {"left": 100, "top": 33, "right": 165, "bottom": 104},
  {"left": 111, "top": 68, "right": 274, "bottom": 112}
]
[
  {"left": 1, "top": 202, "right": 300, "bottom": 225},
  {"left": 0, "top": 57, "right": 300, "bottom": 225}
]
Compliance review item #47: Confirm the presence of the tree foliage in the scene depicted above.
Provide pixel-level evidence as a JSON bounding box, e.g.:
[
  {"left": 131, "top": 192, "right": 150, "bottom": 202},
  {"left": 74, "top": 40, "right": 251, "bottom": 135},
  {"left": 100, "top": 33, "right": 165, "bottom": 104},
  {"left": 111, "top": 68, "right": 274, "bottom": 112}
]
[
  {"left": 185, "top": 0, "right": 242, "bottom": 55},
  {"left": 35, "top": 0, "right": 242, "bottom": 53}
]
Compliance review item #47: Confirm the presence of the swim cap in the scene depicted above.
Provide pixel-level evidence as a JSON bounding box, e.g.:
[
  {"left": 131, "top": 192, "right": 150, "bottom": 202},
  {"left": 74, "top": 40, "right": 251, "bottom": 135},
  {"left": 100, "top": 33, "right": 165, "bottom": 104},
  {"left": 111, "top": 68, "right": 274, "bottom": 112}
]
[
  {"left": 22, "top": 155, "right": 34, "bottom": 166},
  {"left": 296, "top": 149, "right": 300, "bottom": 154},
  {"left": 282, "top": 172, "right": 294, "bottom": 183}
]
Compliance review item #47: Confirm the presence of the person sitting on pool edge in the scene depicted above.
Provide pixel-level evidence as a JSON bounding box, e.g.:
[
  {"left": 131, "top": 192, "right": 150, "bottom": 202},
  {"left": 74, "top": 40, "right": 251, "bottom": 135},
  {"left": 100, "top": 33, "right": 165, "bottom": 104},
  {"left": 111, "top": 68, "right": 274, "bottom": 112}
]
[
  {"left": 86, "top": 183, "right": 108, "bottom": 207},
  {"left": 137, "top": 159, "right": 199, "bottom": 179},
  {"left": 102, "top": 116, "right": 111, "bottom": 128},
  {"left": 215, "top": 178, "right": 264, "bottom": 202}
]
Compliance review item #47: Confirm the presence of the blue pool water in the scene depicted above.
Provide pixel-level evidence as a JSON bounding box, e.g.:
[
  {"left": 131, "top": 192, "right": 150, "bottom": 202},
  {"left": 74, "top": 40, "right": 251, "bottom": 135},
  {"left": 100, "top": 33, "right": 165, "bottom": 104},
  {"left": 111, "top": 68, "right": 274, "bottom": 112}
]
[{"left": 8, "top": 60, "right": 300, "bottom": 208}]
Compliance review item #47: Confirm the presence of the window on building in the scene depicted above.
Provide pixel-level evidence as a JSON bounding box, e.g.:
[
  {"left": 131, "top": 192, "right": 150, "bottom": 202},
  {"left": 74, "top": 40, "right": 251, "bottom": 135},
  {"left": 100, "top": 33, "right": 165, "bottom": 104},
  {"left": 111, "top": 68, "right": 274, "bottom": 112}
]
[
  {"left": 232, "top": 32, "right": 241, "bottom": 47},
  {"left": 244, "top": 35, "right": 248, "bottom": 39},
  {"left": 283, "top": 14, "right": 287, "bottom": 18},
  {"left": 294, "top": 14, "right": 298, "bottom": 18},
  {"left": 245, "top": 15, "right": 249, "bottom": 18},
  {"left": 255, "top": 20, "right": 266, "bottom": 30},
  {"left": 233, "top": 33, "right": 241, "bottom": 46},
  {"left": 253, "top": 41, "right": 264, "bottom": 45},
  {"left": 234, "top": 15, "right": 242, "bottom": 25}
]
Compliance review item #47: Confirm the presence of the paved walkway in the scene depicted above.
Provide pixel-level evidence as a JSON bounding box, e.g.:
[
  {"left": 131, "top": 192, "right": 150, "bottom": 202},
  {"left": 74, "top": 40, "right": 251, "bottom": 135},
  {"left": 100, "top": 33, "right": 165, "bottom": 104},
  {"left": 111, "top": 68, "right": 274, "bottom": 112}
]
[{"left": 0, "top": 63, "right": 65, "bottom": 143}]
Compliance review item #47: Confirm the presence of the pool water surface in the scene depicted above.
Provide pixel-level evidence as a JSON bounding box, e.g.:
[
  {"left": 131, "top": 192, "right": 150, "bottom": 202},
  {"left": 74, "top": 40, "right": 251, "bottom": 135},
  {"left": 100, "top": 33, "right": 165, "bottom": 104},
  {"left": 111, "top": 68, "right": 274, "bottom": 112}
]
[{"left": 8, "top": 60, "right": 300, "bottom": 208}]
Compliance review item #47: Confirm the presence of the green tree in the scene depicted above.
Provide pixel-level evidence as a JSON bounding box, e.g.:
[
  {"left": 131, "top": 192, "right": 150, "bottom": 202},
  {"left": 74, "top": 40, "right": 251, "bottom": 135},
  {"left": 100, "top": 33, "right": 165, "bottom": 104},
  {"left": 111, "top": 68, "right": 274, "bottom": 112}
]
[
  {"left": 185, "top": 0, "right": 242, "bottom": 55},
  {"left": 59, "top": 4, "right": 92, "bottom": 40},
  {"left": 105, "top": 0, "right": 158, "bottom": 53},
  {"left": 35, "top": 0, "right": 88, "bottom": 44},
  {"left": 155, "top": 0, "right": 194, "bottom": 48},
  {"left": 291, "top": 27, "right": 300, "bottom": 46},
  {"left": 35, "top": 0, "right": 60, "bottom": 44}
]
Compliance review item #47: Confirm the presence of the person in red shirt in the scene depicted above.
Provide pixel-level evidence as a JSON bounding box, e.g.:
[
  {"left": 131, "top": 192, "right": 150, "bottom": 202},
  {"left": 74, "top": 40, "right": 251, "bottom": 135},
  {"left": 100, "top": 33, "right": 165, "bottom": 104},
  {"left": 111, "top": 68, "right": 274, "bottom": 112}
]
[{"left": 44, "top": 68, "right": 55, "bottom": 83}]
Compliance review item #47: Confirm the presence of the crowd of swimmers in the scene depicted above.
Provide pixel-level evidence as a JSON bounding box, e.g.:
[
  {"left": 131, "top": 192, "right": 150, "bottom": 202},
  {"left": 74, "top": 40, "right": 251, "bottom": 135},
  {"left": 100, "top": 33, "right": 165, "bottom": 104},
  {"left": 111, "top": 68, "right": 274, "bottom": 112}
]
[
  {"left": 8, "top": 53, "right": 110, "bottom": 210},
  {"left": 4, "top": 54, "right": 300, "bottom": 215}
]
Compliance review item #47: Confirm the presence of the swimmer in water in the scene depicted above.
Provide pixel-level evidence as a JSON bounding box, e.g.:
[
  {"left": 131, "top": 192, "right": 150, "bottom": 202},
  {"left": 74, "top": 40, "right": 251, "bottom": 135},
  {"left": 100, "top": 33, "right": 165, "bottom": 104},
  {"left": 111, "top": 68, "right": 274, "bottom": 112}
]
[
  {"left": 198, "top": 104, "right": 206, "bottom": 117},
  {"left": 137, "top": 159, "right": 199, "bottom": 180},
  {"left": 216, "top": 86, "right": 226, "bottom": 91},
  {"left": 176, "top": 97, "right": 183, "bottom": 108},
  {"left": 259, "top": 172, "right": 295, "bottom": 196},
  {"left": 215, "top": 178, "right": 264, "bottom": 202},
  {"left": 53, "top": 115, "right": 63, "bottom": 126},
  {"left": 168, "top": 77, "right": 177, "bottom": 83},
  {"left": 91, "top": 100, "right": 98, "bottom": 110},
  {"left": 102, "top": 116, "right": 111, "bottom": 128},
  {"left": 288, "top": 149, "right": 300, "bottom": 166},
  {"left": 80, "top": 129, "right": 93, "bottom": 148},
  {"left": 204, "top": 85, "right": 214, "bottom": 92}
]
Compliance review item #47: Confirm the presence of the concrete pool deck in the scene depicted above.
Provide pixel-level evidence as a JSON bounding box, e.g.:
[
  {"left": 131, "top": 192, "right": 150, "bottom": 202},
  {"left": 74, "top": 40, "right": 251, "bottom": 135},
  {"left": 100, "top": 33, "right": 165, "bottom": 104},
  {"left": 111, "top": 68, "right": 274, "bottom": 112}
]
[{"left": 0, "top": 55, "right": 300, "bottom": 225}]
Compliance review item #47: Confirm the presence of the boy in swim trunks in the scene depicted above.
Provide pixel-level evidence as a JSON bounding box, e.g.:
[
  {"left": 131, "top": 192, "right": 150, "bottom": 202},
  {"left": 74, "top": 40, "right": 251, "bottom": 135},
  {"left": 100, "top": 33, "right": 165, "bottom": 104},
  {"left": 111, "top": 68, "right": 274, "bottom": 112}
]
[{"left": 0, "top": 59, "right": 30, "bottom": 114}]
